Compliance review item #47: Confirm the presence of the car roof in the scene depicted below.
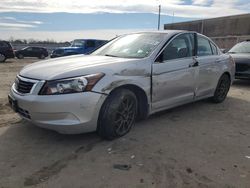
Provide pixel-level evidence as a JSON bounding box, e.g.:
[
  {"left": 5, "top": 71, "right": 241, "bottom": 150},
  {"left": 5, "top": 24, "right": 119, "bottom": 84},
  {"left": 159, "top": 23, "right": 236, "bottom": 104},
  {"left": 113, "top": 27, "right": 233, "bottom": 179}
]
[
  {"left": 234, "top": 40, "right": 250, "bottom": 45},
  {"left": 116, "top": 30, "right": 198, "bottom": 39},
  {"left": 125, "top": 30, "right": 191, "bottom": 35},
  {"left": 73, "top": 39, "right": 108, "bottom": 41}
]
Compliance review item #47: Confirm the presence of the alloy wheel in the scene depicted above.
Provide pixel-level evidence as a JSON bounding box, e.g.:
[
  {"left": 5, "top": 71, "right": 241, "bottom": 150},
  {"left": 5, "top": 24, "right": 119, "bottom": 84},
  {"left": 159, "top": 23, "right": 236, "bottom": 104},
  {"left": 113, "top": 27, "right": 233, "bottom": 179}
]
[
  {"left": 114, "top": 96, "right": 136, "bottom": 136},
  {"left": 216, "top": 75, "right": 230, "bottom": 101}
]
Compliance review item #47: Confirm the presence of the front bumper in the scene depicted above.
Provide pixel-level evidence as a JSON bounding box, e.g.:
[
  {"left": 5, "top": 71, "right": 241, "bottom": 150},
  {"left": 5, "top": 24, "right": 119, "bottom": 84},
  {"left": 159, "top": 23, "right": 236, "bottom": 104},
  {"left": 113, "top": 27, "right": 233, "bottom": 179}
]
[{"left": 9, "top": 86, "right": 107, "bottom": 134}]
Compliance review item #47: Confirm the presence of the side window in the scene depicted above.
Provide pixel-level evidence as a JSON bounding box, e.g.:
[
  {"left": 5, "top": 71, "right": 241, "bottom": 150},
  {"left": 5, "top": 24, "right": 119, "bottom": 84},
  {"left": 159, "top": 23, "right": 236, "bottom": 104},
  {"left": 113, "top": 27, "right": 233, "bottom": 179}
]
[
  {"left": 26, "top": 47, "right": 32, "bottom": 51},
  {"left": 197, "top": 36, "right": 213, "bottom": 56},
  {"left": 0, "top": 42, "right": 9, "bottom": 48},
  {"left": 162, "top": 33, "right": 194, "bottom": 61},
  {"left": 86, "top": 40, "right": 95, "bottom": 48},
  {"left": 210, "top": 42, "right": 218, "bottom": 55}
]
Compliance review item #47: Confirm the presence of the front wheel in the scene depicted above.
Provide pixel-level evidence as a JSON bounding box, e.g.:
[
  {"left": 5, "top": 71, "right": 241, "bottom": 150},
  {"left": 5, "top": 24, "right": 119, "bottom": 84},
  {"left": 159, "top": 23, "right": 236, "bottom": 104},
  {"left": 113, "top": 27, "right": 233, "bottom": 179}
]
[
  {"left": 98, "top": 89, "right": 137, "bottom": 140},
  {"left": 17, "top": 54, "right": 24, "bottom": 59},
  {"left": 211, "top": 74, "right": 231, "bottom": 103}
]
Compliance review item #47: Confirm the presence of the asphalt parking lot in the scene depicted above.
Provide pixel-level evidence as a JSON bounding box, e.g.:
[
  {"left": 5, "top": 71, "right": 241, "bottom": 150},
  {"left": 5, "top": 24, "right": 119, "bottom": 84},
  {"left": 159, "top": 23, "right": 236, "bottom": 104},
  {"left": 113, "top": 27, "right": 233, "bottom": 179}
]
[{"left": 0, "top": 58, "right": 250, "bottom": 188}]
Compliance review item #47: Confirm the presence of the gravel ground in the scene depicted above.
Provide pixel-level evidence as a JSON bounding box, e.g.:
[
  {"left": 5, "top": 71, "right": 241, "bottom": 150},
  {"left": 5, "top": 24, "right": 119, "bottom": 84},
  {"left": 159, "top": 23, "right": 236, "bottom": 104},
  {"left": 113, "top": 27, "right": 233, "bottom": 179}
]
[{"left": 0, "top": 58, "right": 250, "bottom": 188}]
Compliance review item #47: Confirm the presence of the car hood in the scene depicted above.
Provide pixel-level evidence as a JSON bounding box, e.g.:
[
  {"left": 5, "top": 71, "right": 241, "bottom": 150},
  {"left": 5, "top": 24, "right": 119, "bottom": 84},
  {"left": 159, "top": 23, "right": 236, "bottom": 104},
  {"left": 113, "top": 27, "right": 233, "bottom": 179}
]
[
  {"left": 19, "top": 55, "right": 139, "bottom": 80},
  {"left": 229, "top": 53, "right": 250, "bottom": 64}
]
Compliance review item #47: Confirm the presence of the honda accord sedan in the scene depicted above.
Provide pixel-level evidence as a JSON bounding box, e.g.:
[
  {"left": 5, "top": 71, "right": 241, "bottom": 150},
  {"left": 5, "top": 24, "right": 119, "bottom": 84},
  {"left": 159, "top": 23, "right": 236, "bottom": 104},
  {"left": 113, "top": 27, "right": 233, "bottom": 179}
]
[{"left": 9, "top": 31, "right": 235, "bottom": 139}]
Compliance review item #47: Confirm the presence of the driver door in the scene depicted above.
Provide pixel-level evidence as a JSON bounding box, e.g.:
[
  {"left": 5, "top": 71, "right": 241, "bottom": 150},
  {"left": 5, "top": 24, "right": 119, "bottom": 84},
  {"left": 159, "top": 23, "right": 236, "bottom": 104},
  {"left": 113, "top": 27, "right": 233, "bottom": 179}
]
[{"left": 152, "top": 33, "right": 197, "bottom": 111}]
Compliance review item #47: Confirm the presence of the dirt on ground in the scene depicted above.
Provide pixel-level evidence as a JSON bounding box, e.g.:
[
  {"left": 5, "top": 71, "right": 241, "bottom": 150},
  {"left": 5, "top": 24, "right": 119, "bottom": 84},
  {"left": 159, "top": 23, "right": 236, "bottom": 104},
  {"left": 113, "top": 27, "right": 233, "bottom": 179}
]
[{"left": 0, "top": 58, "right": 250, "bottom": 188}]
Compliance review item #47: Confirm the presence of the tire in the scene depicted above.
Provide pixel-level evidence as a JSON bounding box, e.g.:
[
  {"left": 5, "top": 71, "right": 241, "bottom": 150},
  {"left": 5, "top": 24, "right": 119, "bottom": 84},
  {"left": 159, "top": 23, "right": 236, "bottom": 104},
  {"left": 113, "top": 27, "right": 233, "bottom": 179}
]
[
  {"left": 0, "top": 53, "right": 6, "bottom": 62},
  {"left": 39, "top": 54, "right": 45, "bottom": 59},
  {"left": 211, "top": 74, "right": 231, "bottom": 103},
  {"left": 98, "top": 89, "right": 138, "bottom": 140},
  {"left": 17, "top": 54, "right": 24, "bottom": 59}
]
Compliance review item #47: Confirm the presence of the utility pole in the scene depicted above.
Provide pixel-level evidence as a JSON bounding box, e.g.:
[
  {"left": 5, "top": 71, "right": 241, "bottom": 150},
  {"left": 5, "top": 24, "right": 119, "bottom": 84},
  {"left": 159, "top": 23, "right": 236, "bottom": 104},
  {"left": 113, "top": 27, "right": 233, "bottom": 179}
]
[
  {"left": 158, "top": 5, "right": 161, "bottom": 30},
  {"left": 172, "top": 12, "right": 175, "bottom": 24}
]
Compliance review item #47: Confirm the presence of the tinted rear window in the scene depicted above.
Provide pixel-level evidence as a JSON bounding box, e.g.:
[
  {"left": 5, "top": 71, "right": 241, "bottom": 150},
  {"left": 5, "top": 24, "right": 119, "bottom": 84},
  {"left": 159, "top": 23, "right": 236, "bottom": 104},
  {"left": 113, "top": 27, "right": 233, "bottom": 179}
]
[{"left": 0, "top": 41, "right": 10, "bottom": 48}]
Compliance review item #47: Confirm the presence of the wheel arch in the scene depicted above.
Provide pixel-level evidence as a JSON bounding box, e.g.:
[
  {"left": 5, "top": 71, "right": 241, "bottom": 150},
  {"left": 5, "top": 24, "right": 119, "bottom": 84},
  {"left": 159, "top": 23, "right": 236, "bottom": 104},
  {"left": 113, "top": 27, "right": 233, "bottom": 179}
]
[
  {"left": 222, "top": 71, "right": 231, "bottom": 83},
  {"left": 101, "top": 84, "right": 149, "bottom": 121}
]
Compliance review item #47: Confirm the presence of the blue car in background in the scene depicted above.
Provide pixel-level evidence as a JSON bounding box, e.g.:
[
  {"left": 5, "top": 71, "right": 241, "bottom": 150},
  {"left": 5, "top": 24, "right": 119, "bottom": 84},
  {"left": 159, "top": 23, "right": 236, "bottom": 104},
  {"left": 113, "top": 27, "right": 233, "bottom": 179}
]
[{"left": 50, "top": 39, "right": 108, "bottom": 58}]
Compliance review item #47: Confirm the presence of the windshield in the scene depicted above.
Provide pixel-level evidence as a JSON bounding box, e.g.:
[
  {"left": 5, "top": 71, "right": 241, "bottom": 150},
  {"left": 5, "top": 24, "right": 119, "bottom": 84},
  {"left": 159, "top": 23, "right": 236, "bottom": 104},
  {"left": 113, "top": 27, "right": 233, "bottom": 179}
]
[
  {"left": 92, "top": 33, "right": 165, "bottom": 58},
  {"left": 229, "top": 42, "right": 250, "bottom": 53},
  {"left": 71, "top": 40, "right": 85, "bottom": 47}
]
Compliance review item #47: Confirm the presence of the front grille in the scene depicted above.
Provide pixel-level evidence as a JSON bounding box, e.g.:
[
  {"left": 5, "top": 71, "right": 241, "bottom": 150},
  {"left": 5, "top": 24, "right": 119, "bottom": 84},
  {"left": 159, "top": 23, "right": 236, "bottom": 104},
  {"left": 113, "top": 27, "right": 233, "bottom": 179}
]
[
  {"left": 236, "top": 63, "right": 250, "bottom": 72},
  {"left": 15, "top": 77, "right": 35, "bottom": 94}
]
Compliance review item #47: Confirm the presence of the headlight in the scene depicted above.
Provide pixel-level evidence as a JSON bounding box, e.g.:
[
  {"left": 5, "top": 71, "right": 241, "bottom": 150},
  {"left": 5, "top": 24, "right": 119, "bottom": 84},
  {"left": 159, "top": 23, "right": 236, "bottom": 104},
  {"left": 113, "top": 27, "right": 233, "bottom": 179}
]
[{"left": 39, "top": 73, "right": 104, "bottom": 95}]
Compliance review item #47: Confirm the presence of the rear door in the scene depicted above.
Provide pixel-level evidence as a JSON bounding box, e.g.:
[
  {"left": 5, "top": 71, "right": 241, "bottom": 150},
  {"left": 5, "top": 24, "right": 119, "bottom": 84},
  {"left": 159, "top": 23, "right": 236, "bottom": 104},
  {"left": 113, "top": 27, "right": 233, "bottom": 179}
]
[
  {"left": 194, "top": 34, "right": 220, "bottom": 98},
  {"left": 152, "top": 33, "right": 197, "bottom": 110}
]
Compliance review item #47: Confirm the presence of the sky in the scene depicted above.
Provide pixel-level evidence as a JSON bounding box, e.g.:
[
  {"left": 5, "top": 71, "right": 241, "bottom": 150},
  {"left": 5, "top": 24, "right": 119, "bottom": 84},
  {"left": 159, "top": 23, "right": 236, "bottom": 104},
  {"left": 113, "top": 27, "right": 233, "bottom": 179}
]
[{"left": 0, "top": 0, "right": 249, "bottom": 41}]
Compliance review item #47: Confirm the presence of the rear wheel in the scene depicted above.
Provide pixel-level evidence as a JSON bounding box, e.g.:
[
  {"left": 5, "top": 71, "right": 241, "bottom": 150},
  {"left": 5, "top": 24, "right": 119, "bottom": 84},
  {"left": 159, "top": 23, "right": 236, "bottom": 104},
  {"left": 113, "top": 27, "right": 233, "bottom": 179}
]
[
  {"left": 212, "top": 74, "right": 231, "bottom": 103},
  {"left": 98, "top": 89, "right": 137, "bottom": 140},
  {"left": 39, "top": 54, "right": 45, "bottom": 59},
  {"left": 0, "top": 53, "right": 6, "bottom": 62},
  {"left": 17, "top": 54, "right": 24, "bottom": 59}
]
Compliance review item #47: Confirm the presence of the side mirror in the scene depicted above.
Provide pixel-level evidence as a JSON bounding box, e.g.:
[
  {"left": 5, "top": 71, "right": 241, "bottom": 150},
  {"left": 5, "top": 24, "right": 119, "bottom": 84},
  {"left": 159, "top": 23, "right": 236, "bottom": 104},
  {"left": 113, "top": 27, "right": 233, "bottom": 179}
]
[
  {"left": 155, "top": 53, "right": 163, "bottom": 63},
  {"left": 220, "top": 49, "right": 227, "bottom": 53}
]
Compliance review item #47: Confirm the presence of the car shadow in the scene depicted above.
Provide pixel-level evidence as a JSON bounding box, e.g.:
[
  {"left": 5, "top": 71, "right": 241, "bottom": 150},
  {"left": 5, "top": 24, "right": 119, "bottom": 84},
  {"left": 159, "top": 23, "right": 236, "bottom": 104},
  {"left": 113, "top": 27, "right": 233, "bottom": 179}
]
[
  {"left": 0, "top": 95, "right": 250, "bottom": 187},
  {"left": 0, "top": 94, "right": 249, "bottom": 150}
]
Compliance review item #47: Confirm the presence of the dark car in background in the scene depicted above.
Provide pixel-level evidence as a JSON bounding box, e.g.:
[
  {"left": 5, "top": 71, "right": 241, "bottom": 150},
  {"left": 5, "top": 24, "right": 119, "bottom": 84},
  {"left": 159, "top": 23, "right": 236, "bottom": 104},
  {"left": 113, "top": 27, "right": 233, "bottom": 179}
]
[
  {"left": 0, "top": 41, "right": 15, "bottom": 62},
  {"left": 228, "top": 40, "right": 250, "bottom": 79},
  {"left": 15, "top": 47, "right": 48, "bottom": 59},
  {"left": 50, "top": 39, "right": 107, "bottom": 58}
]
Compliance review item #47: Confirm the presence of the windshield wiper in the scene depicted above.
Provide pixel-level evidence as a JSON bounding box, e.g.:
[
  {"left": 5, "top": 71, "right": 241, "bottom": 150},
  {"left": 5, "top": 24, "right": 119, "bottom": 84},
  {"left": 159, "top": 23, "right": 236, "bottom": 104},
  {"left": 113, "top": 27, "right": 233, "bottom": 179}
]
[{"left": 104, "top": 54, "right": 119, "bottom": 57}]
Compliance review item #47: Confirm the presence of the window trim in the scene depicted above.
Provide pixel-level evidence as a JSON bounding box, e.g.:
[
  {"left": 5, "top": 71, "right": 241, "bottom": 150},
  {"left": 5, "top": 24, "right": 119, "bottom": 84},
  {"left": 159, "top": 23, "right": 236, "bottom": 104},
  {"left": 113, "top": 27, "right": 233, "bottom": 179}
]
[
  {"left": 196, "top": 34, "right": 213, "bottom": 57},
  {"left": 154, "top": 32, "right": 196, "bottom": 63},
  {"left": 209, "top": 41, "right": 219, "bottom": 55}
]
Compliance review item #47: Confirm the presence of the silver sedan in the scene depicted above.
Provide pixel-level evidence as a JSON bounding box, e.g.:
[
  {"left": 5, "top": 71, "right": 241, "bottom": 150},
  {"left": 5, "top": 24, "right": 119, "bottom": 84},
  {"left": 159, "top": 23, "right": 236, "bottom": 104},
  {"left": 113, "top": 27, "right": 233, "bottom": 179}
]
[{"left": 9, "top": 31, "right": 235, "bottom": 139}]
